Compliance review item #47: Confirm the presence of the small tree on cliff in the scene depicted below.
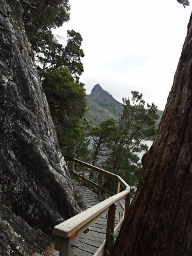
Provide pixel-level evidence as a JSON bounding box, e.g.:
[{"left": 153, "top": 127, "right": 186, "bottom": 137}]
[
  {"left": 89, "top": 118, "right": 117, "bottom": 164},
  {"left": 36, "top": 29, "right": 84, "bottom": 81},
  {"left": 104, "top": 91, "right": 158, "bottom": 186},
  {"left": 43, "top": 67, "right": 87, "bottom": 157},
  {"left": 21, "top": 0, "right": 70, "bottom": 50},
  {"left": 22, "top": 0, "right": 87, "bottom": 158},
  {"left": 112, "top": 10, "right": 192, "bottom": 256},
  {"left": 89, "top": 91, "right": 158, "bottom": 186},
  {"left": 40, "top": 31, "right": 86, "bottom": 157}
]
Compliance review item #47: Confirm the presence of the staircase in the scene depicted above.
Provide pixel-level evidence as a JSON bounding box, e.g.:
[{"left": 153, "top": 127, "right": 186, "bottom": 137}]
[{"left": 53, "top": 159, "right": 130, "bottom": 256}]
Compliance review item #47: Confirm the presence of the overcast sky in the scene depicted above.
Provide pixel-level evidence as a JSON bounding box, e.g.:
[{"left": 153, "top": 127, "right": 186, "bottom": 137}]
[{"left": 55, "top": 0, "right": 192, "bottom": 110}]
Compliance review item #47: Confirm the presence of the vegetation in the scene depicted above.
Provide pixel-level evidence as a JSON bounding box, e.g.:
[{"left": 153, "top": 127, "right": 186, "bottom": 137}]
[
  {"left": 86, "top": 84, "right": 162, "bottom": 126},
  {"left": 21, "top": 0, "right": 70, "bottom": 50},
  {"left": 43, "top": 67, "right": 87, "bottom": 157},
  {"left": 21, "top": 0, "right": 87, "bottom": 157},
  {"left": 89, "top": 91, "right": 159, "bottom": 186},
  {"left": 20, "top": 1, "right": 192, "bottom": 255},
  {"left": 21, "top": 0, "right": 160, "bottom": 176}
]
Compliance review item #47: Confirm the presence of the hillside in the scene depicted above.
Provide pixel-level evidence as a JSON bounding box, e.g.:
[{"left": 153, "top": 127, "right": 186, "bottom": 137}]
[
  {"left": 86, "top": 84, "right": 123, "bottom": 125},
  {"left": 86, "top": 84, "right": 163, "bottom": 126}
]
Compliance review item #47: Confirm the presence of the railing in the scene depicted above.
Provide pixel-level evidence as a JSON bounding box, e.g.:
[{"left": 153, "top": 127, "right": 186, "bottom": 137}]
[{"left": 53, "top": 158, "right": 130, "bottom": 256}]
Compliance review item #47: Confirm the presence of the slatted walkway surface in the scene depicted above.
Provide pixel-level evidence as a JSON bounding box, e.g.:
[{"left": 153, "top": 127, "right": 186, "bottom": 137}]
[
  {"left": 34, "top": 180, "right": 123, "bottom": 256},
  {"left": 71, "top": 180, "right": 122, "bottom": 256},
  {"left": 33, "top": 181, "right": 106, "bottom": 256},
  {"left": 71, "top": 180, "right": 107, "bottom": 256},
  {"left": 53, "top": 158, "right": 130, "bottom": 256}
]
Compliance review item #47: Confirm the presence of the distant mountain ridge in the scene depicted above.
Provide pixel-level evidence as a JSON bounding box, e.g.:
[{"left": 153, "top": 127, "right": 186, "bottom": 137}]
[
  {"left": 86, "top": 84, "right": 163, "bottom": 126},
  {"left": 86, "top": 84, "right": 123, "bottom": 125}
]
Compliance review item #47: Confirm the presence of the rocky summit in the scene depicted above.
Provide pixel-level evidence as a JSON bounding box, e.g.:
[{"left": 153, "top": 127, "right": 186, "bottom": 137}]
[
  {"left": 0, "top": 1, "right": 77, "bottom": 255},
  {"left": 86, "top": 84, "right": 123, "bottom": 125}
]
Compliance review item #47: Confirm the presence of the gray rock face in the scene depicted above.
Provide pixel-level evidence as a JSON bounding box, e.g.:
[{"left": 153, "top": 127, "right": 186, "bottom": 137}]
[{"left": 0, "top": 0, "right": 77, "bottom": 254}]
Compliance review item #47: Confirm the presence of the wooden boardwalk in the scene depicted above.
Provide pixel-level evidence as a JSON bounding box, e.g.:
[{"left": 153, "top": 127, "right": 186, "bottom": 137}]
[
  {"left": 36, "top": 158, "right": 129, "bottom": 256},
  {"left": 71, "top": 180, "right": 107, "bottom": 256},
  {"left": 35, "top": 180, "right": 123, "bottom": 256},
  {"left": 71, "top": 180, "right": 123, "bottom": 256}
]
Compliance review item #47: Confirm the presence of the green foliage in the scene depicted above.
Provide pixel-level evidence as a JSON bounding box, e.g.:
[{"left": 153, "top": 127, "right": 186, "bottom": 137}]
[
  {"left": 64, "top": 30, "right": 84, "bottom": 80},
  {"left": 89, "top": 91, "right": 159, "bottom": 186},
  {"left": 43, "top": 67, "right": 87, "bottom": 157},
  {"left": 120, "top": 91, "right": 158, "bottom": 144},
  {"left": 21, "top": 0, "right": 70, "bottom": 48},
  {"left": 36, "top": 30, "right": 84, "bottom": 81},
  {"left": 21, "top": 0, "right": 84, "bottom": 82},
  {"left": 89, "top": 119, "right": 117, "bottom": 164},
  {"left": 21, "top": 0, "right": 87, "bottom": 158}
]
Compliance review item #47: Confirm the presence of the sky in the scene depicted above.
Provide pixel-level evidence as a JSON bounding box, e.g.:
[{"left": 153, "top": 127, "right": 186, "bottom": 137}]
[{"left": 55, "top": 0, "right": 192, "bottom": 110}]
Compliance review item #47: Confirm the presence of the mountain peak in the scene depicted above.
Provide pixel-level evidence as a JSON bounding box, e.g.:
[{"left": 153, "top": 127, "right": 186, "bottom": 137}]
[
  {"left": 92, "top": 83, "right": 102, "bottom": 90},
  {"left": 91, "top": 84, "right": 105, "bottom": 94},
  {"left": 86, "top": 84, "right": 123, "bottom": 125},
  {"left": 90, "top": 84, "right": 112, "bottom": 98}
]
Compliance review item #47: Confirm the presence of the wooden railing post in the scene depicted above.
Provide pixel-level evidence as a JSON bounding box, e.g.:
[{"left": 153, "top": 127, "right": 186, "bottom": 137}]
[
  {"left": 117, "top": 181, "right": 121, "bottom": 193},
  {"left": 98, "top": 173, "right": 103, "bottom": 198},
  {"left": 72, "top": 161, "right": 75, "bottom": 173},
  {"left": 55, "top": 237, "right": 72, "bottom": 256},
  {"left": 124, "top": 193, "right": 130, "bottom": 218},
  {"left": 104, "top": 203, "right": 116, "bottom": 256}
]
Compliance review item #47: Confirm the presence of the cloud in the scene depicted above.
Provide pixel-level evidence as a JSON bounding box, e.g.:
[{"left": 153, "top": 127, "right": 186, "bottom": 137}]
[
  {"left": 55, "top": 0, "right": 192, "bottom": 109},
  {"left": 105, "top": 56, "right": 150, "bottom": 72}
]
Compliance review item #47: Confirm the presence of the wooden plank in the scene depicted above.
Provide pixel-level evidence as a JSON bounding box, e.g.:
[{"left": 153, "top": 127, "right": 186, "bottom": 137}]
[
  {"left": 93, "top": 222, "right": 107, "bottom": 228},
  {"left": 104, "top": 204, "right": 116, "bottom": 256},
  {"left": 53, "top": 190, "right": 129, "bottom": 238},
  {"left": 73, "top": 171, "right": 112, "bottom": 196},
  {"left": 78, "top": 237, "right": 103, "bottom": 247},
  {"left": 72, "top": 241, "right": 98, "bottom": 254},
  {"left": 88, "top": 227, "right": 106, "bottom": 234},
  {"left": 80, "top": 231, "right": 105, "bottom": 241},
  {"left": 94, "top": 240, "right": 105, "bottom": 256},
  {"left": 72, "top": 247, "right": 93, "bottom": 256}
]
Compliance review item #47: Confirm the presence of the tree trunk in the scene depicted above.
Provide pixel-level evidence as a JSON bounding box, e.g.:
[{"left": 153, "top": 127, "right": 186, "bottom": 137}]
[{"left": 112, "top": 15, "right": 192, "bottom": 256}]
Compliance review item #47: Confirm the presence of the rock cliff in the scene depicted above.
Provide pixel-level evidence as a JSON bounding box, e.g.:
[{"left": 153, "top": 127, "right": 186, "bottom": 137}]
[{"left": 0, "top": 0, "right": 77, "bottom": 255}]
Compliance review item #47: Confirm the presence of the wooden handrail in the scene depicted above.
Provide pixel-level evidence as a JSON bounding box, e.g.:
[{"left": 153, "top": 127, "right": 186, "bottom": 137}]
[
  {"left": 53, "top": 158, "right": 130, "bottom": 256},
  {"left": 72, "top": 170, "right": 113, "bottom": 195},
  {"left": 53, "top": 190, "right": 129, "bottom": 238},
  {"left": 72, "top": 158, "right": 129, "bottom": 189}
]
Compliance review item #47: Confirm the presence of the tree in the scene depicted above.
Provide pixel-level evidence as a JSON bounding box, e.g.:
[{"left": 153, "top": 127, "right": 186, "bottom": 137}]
[
  {"left": 105, "top": 91, "right": 158, "bottom": 186},
  {"left": 21, "top": 0, "right": 70, "bottom": 50},
  {"left": 112, "top": 14, "right": 192, "bottom": 256},
  {"left": 177, "top": 0, "right": 190, "bottom": 7},
  {"left": 36, "top": 30, "right": 84, "bottom": 81},
  {"left": 20, "top": 0, "right": 86, "bottom": 159},
  {"left": 21, "top": 0, "right": 84, "bottom": 81},
  {"left": 64, "top": 30, "right": 84, "bottom": 80},
  {"left": 38, "top": 29, "right": 86, "bottom": 157},
  {"left": 89, "top": 118, "right": 117, "bottom": 164},
  {"left": 89, "top": 92, "right": 158, "bottom": 186},
  {"left": 43, "top": 67, "right": 87, "bottom": 157}
]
